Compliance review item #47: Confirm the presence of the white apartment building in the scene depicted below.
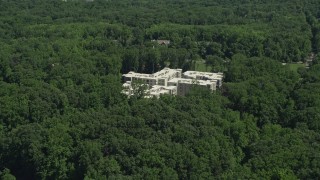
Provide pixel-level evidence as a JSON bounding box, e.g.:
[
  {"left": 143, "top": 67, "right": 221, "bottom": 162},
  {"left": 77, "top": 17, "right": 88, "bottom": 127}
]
[
  {"left": 183, "top": 71, "right": 224, "bottom": 87},
  {"left": 168, "top": 78, "right": 217, "bottom": 96},
  {"left": 122, "top": 68, "right": 182, "bottom": 87},
  {"left": 122, "top": 82, "right": 177, "bottom": 98},
  {"left": 122, "top": 81, "right": 133, "bottom": 96},
  {"left": 122, "top": 68, "right": 223, "bottom": 98},
  {"left": 145, "top": 85, "right": 177, "bottom": 98}
]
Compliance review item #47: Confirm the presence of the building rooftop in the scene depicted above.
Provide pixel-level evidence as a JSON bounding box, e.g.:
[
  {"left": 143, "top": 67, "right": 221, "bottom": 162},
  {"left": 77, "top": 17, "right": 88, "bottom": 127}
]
[
  {"left": 122, "top": 68, "right": 223, "bottom": 97},
  {"left": 183, "top": 71, "right": 223, "bottom": 80},
  {"left": 168, "top": 78, "right": 186, "bottom": 83},
  {"left": 169, "top": 78, "right": 216, "bottom": 86},
  {"left": 123, "top": 68, "right": 181, "bottom": 79}
]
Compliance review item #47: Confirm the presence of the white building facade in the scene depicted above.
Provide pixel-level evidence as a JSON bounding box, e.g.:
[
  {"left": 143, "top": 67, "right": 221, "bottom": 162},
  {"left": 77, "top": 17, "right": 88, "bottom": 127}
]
[{"left": 122, "top": 68, "right": 223, "bottom": 98}]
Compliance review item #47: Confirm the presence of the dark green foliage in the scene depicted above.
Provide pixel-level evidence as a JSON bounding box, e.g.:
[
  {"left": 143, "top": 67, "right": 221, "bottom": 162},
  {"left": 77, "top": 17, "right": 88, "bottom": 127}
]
[
  {"left": 1, "top": 0, "right": 320, "bottom": 179},
  {"left": 244, "top": 124, "right": 320, "bottom": 179}
]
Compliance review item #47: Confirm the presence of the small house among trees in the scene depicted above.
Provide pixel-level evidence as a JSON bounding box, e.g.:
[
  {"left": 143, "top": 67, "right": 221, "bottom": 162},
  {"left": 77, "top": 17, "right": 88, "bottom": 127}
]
[{"left": 151, "top": 39, "right": 171, "bottom": 45}]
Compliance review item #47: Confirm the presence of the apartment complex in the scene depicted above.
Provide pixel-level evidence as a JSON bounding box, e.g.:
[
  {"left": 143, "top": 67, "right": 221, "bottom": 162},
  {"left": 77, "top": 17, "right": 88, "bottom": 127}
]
[
  {"left": 183, "top": 71, "right": 224, "bottom": 87},
  {"left": 168, "top": 78, "right": 217, "bottom": 96},
  {"left": 122, "top": 68, "right": 223, "bottom": 98},
  {"left": 122, "top": 68, "right": 182, "bottom": 86}
]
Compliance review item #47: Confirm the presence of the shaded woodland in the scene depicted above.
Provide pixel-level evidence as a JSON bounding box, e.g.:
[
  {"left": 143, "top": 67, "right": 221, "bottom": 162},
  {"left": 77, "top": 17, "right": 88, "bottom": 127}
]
[{"left": 1, "top": 0, "right": 320, "bottom": 179}]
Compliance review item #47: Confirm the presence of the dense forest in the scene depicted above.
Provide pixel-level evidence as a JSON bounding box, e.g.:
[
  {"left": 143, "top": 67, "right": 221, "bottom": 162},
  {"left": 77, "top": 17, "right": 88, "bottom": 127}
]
[{"left": 1, "top": 0, "right": 320, "bottom": 179}]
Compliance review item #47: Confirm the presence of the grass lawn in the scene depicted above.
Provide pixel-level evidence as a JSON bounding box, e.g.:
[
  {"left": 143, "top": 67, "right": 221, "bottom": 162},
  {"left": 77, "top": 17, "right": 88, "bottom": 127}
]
[
  {"left": 195, "top": 61, "right": 211, "bottom": 72},
  {"left": 287, "top": 63, "right": 305, "bottom": 72}
]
